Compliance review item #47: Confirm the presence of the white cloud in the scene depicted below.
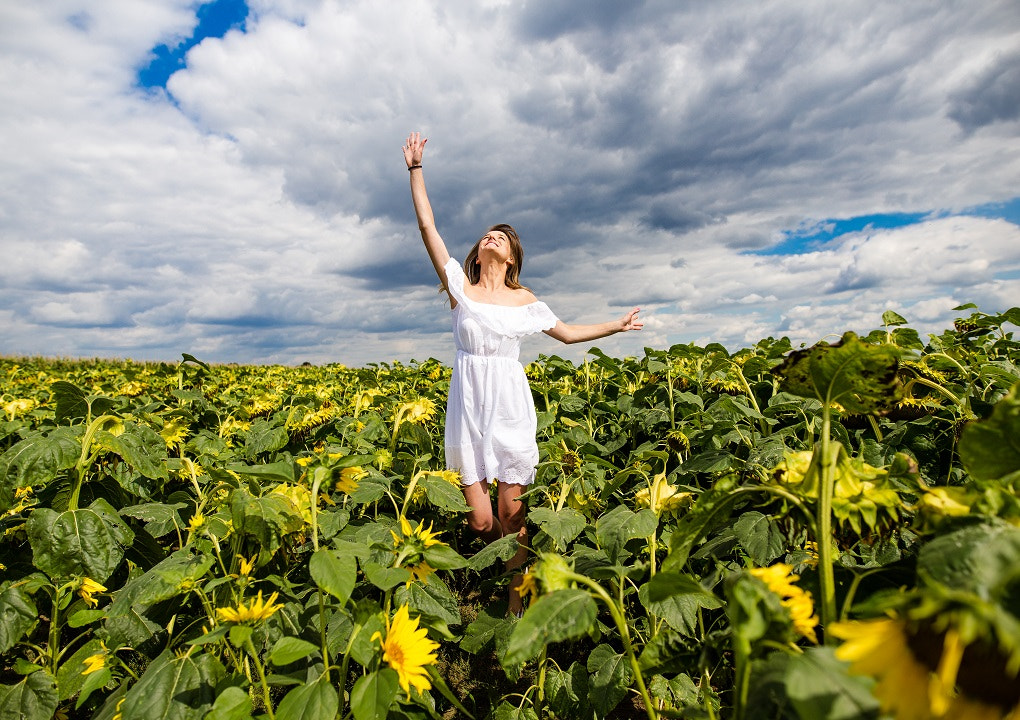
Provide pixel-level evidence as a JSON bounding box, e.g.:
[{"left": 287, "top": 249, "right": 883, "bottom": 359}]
[{"left": 0, "top": 0, "right": 1018, "bottom": 366}]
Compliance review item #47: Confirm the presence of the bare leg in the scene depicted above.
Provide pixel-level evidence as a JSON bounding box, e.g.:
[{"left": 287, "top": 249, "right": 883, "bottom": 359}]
[
  {"left": 462, "top": 481, "right": 502, "bottom": 544},
  {"left": 498, "top": 481, "right": 529, "bottom": 616}
]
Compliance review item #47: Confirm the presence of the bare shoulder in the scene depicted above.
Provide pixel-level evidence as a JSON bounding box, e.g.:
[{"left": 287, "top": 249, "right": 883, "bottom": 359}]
[{"left": 515, "top": 288, "right": 540, "bottom": 306}]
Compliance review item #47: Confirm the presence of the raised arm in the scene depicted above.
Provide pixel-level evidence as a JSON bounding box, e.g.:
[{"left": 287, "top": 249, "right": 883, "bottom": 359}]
[
  {"left": 403, "top": 132, "right": 452, "bottom": 292},
  {"left": 544, "top": 308, "right": 643, "bottom": 344}
]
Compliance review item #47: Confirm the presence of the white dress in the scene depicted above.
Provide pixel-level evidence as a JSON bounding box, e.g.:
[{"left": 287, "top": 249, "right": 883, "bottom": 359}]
[{"left": 443, "top": 257, "right": 559, "bottom": 486}]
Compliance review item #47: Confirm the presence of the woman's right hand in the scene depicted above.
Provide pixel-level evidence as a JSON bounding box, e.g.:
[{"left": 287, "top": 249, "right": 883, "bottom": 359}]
[{"left": 403, "top": 132, "right": 427, "bottom": 168}]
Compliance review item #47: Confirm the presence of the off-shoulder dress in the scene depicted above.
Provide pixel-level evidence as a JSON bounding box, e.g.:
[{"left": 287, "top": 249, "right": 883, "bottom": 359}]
[{"left": 442, "top": 257, "right": 558, "bottom": 486}]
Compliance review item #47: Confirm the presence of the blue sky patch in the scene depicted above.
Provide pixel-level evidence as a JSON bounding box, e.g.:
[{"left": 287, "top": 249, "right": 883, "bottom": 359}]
[
  {"left": 756, "top": 196, "right": 1019, "bottom": 256},
  {"left": 137, "top": 0, "right": 248, "bottom": 90}
]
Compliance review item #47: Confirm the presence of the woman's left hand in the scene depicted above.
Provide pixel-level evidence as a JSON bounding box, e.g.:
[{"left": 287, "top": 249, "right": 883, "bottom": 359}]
[{"left": 621, "top": 308, "right": 643, "bottom": 332}]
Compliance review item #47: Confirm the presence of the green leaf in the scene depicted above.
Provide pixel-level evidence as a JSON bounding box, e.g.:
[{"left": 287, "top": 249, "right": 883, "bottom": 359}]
[
  {"left": 276, "top": 673, "right": 339, "bottom": 720},
  {"left": 420, "top": 473, "right": 471, "bottom": 512},
  {"left": 269, "top": 637, "right": 320, "bottom": 666},
  {"left": 0, "top": 669, "right": 58, "bottom": 720},
  {"left": 595, "top": 505, "right": 658, "bottom": 562},
  {"left": 959, "top": 384, "right": 1020, "bottom": 481},
  {"left": 917, "top": 522, "right": 1020, "bottom": 603},
  {"left": 119, "top": 650, "right": 224, "bottom": 720},
  {"left": 732, "top": 511, "right": 786, "bottom": 565},
  {"left": 227, "top": 459, "right": 298, "bottom": 484},
  {"left": 51, "top": 380, "right": 90, "bottom": 423},
  {"left": 364, "top": 562, "right": 411, "bottom": 591},
  {"left": 639, "top": 571, "right": 723, "bottom": 637},
  {"left": 467, "top": 534, "right": 520, "bottom": 571},
  {"left": 422, "top": 542, "right": 469, "bottom": 571},
  {"left": 204, "top": 686, "right": 253, "bottom": 720},
  {"left": 102, "top": 423, "right": 169, "bottom": 480},
  {"left": 881, "top": 310, "right": 908, "bottom": 327},
  {"left": 0, "top": 583, "right": 37, "bottom": 654},
  {"left": 493, "top": 702, "right": 539, "bottom": 720},
  {"left": 460, "top": 606, "right": 506, "bottom": 654},
  {"left": 395, "top": 576, "right": 462, "bottom": 628},
  {"left": 230, "top": 488, "right": 304, "bottom": 553},
  {"left": 529, "top": 507, "right": 586, "bottom": 551},
  {"left": 351, "top": 668, "right": 399, "bottom": 720},
  {"left": 241, "top": 419, "right": 290, "bottom": 457},
  {"left": 662, "top": 475, "right": 741, "bottom": 572},
  {"left": 56, "top": 638, "right": 103, "bottom": 701},
  {"left": 544, "top": 661, "right": 590, "bottom": 719},
  {"left": 504, "top": 589, "right": 598, "bottom": 665},
  {"left": 309, "top": 548, "right": 357, "bottom": 604},
  {"left": 586, "top": 644, "right": 630, "bottom": 716},
  {"left": 0, "top": 426, "right": 79, "bottom": 495},
  {"left": 27, "top": 499, "right": 134, "bottom": 581},
  {"left": 772, "top": 332, "right": 901, "bottom": 413},
  {"left": 785, "top": 647, "right": 880, "bottom": 720},
  {"left": 119, "top": 502, "right": 187, "bottom": 538}
]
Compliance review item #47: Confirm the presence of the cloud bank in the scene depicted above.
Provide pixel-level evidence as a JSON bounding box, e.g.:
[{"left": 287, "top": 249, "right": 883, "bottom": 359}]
[{"left": 1, "top": 0, "right": 1018, "bottom": 366}]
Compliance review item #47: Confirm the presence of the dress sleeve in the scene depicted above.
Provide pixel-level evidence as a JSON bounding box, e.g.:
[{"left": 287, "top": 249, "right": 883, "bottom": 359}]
[
  {"left": 443, "top": 257, "right": 469, "bottom": 306},
  {"left": 522, "top": 301, "right": 559, "bottom": 335}
]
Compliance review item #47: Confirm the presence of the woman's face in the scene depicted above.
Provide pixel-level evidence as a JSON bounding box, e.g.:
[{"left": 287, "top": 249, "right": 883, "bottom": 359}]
[{"left": 477, "top": 230, "right": 513, "bottom": 265}]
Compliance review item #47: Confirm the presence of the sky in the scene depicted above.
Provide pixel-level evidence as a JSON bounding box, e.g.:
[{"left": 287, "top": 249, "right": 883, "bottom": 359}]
[{"left": 1, "top": 0, "right": 1019, "bottom": 368}]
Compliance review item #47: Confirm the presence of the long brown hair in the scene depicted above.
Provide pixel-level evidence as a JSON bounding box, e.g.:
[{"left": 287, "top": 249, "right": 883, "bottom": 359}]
[{"left": 463, "top": 224, "right": 529, "bottom": 290}]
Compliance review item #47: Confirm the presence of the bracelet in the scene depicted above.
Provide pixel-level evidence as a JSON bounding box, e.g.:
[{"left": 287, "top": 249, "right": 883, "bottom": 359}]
[{"left": 408, "top": 164, "right": 422, "bottom": 171}]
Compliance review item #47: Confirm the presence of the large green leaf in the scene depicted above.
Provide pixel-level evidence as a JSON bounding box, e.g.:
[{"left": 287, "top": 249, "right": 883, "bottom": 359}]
[
  {"left": 0, "top": 582, "right": 37, "bottom": 654},
  {"left": 230, "top": 487, "right": 304, "bottom": 552},
  {"left": 205, "top": 686, "right": 253, "bottom": 720},
  {"left": 395, "top": 575, "right": 462, "bottom": 628},
  {"left": 421, "top": 472, "right": 471, "bottom": 512},
  {"left": 785, "top": 647, "right": 880, "bottom": 720},
  {"left": 772, "top": 332, "right": 901, "bottom": 413},
  {"left": 351, "top": 668, "right": 399, "bottom": 720},
  {"left": 733, "top": 511, "right": 786, "bottom": 565},
  {"left": 276, "top": 673, "right": 339, "bottom": 720},
  {"left": 467, "top": 534, "right": 520, "bottom": 571},
  {"left": 241, "top": 419, "right": 290, "bottom": 457},
  {"left": 119, "top": 650, "right": 224, "bottom": 720},
  {"left": 0, "top": 427, "right": 80, "bottom": 500},
  {"left": 27, "top": 498, "right": 134, "bottom": 581},
  {"left": 0, "top": 669, "right": 58, "bottom": 720},
  {"left": 309, "top": 548, "right": 357, "bottom": 604},
  {"left": 595, "top": 505, "right": 657, "bottom": 562},
  {"left": 959, "top": 384, "right": 1020, "bottom": 481},
  {"left": 504, "top": 589, "right": 597, "bottom": 665},
  {"left": 916, "top": 522, "right": 1020, "bottom": 603},
  {"left": 529, "top": 507, "right": 586, "bottom": 551},
  {"left": 662, "top": 474, "right": 741, "bottom": 572},
  {"left": 586, "top": 643, "right": 630, "bottom": 716},
  {"left": 639, "top": 571, "right": 724, "bottom": 637},
  {"left": 101, "top": 423, "right": 169, "bottom": 480}
]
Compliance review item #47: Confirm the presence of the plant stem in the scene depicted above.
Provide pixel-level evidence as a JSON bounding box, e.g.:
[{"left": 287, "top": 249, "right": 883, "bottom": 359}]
[
  {"left": 816, "top": 405, "right": 838, "bottom": 642},
  {"left": 245, "top": 637, "right": 276, "bottom": 720},
  {"left": 572, "top": 574, "right": 658, "bottom": 720}
]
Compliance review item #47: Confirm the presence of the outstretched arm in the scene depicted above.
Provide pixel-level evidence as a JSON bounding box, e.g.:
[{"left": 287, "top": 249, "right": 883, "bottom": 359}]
[
  {"left": 544, "top": 308, "right": 643, "bottom": 344},
  {"left": 403, "top": 132, "right": 452, "bottom": 293}
]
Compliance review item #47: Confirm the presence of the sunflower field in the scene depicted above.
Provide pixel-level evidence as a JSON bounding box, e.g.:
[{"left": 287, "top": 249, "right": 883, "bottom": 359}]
[{"left": 1, "top": 305, "right": 1019, "bottom": 720}]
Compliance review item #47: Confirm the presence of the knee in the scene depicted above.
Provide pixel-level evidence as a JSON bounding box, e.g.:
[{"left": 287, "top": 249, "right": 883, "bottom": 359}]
[{"left": 499, "top": 499, "right": 527, "bottom": 534}]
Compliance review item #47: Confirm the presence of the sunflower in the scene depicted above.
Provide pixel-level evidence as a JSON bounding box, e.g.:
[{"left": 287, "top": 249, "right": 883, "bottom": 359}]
[
  {"left": 81, "top": 643, "right": 108, "bottom": 675},
  {"left": 372, "top": 605, "right": 440, "bottom": 697},
  {"left": 215, "top": 591, "right": 284, "bottom": 624},
  {"left": 391, "top": 516, "right": 446, "bottom": 551},
  {"left": 635, "top": 473, "right": 692, "bottom": 515},
  {"left": 406, "top": 561, "right": 436, "bottom": 586},
  {"left": 336, "top": 465, "right": 367, "bottom": 494},
  {"left": 831, "top": 617, "right": 1020, "bottom": 720},
  {"left": 160, "top": 418, "right": 189, "bottom": 448},
  {"left": 749, "top": 564, "right": 818, "bottom": 643},
  {"left": 395, "top": 398, "right": 437, "bottom": 426},
  {"left": 78, "top": 577, "right": 107, "bottom": 608},
  {"left": 516, "top": 568, "right": 539, "bottom": 601}
]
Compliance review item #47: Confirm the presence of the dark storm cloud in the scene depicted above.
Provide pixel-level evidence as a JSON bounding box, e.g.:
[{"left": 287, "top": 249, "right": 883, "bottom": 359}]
[{"left": 948, "top": 51, "right": 1020, "bottom": 131}]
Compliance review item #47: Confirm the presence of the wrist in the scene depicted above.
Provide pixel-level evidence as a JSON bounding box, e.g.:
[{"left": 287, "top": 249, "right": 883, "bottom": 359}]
[{"left": 408, "top": 164, "right": 422, "bottom": 171}]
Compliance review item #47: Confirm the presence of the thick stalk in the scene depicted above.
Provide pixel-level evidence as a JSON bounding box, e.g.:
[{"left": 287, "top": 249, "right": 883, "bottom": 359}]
[
  {"left": 816, "top": 406, "right": 838, "bottom": 641},
  {"left": 245, "top": 637, "right": 276, "bottom": 720},
  {"left": 572, "top": 574, "right": 658, "bottom": 720}
]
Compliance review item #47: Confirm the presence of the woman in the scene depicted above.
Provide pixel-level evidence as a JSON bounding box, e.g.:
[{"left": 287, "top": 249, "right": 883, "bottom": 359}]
[{"left": 403, "top": 132, "right": 643, "bottom": 615}]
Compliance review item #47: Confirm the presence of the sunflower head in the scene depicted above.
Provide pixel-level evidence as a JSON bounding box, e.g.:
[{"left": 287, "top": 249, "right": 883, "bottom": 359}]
[
  {"left": 215, "top": 590, "right": 284, "bottom": 625},
  {"left": 78, "top": 577, "right": 107, "bottom": 608},
  {"left": 748, "top": 563, "right": 819, "bottom": 644},
  {"left": 371, "top": 605, "right": 440, "bottom": 697}
]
